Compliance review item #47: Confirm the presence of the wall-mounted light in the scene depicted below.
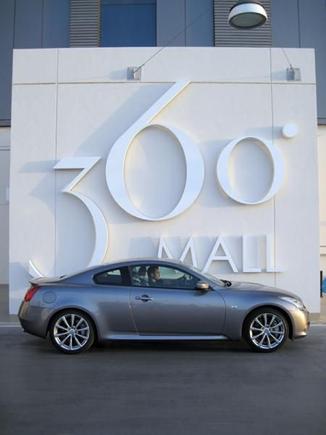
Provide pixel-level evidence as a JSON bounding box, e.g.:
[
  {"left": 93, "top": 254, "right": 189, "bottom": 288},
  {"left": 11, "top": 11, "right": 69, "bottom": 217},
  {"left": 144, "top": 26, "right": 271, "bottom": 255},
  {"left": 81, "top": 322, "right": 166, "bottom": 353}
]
[
  {"left": 127, "top": 66, "right": 142, "bottom": 80},
  {"left": 228, "top": 1, "right": 268, "bottom": 29},
  {"left": 287, "top": 66, "right": 301, "bottom": 81}
]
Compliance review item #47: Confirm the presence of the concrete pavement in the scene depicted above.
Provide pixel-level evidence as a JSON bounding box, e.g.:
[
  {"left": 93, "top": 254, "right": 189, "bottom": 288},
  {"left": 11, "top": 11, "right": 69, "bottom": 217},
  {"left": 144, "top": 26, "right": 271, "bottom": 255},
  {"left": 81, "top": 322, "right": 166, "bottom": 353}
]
[
  {"left": 0, "top": 325, "right": 325, "bottom": 435},
  {"left": 0, "top": 285, "right": 17, "bottom": 324}
]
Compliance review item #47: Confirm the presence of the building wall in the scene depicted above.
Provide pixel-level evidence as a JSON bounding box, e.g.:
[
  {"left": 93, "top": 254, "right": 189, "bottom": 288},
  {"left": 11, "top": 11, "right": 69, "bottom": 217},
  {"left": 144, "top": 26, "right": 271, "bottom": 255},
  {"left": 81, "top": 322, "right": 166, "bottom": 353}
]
[
  {"left": 1, "top": 0, "right": 326, "bottom": 122},
  {"left": 0, "top": 0, "right": 69, "bottom": 286},
  {"left": 0, "top": 0, "right": 70, "bottom": 123},
  {"left": 0, "top": 129, "right": 10, "bottom": 284},
  {"left": 9, "top": 47, "right": 320, "bottom": 314},
  {"left": 0, "top": 0, "right": 214, "bottom": 124},
  {"left": 318, "top": 126, "right": 326, "bottom": 276},
  {"left": 0, "top": 0, "right": 325, "bottom": 300},
  {"left": 157, "top": 0, "right": 213, "bottom": 47},
  {"left": 272, "top": 0, "right": 326, "bottom": 123}
]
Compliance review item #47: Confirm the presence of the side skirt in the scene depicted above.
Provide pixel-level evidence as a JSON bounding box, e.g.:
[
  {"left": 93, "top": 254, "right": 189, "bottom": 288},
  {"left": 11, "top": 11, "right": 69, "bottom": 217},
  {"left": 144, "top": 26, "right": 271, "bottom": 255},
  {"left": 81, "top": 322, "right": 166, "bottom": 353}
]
[{"left": 107, "top": 334, "right": 229, "bottom": 341}]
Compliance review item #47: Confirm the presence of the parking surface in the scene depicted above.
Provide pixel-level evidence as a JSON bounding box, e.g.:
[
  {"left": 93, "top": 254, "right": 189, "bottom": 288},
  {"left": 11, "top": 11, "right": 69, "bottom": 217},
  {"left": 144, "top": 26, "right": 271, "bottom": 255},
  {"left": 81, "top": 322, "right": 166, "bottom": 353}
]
[{"left": 0, "top": 326, "right": 326, "bottom": 435}]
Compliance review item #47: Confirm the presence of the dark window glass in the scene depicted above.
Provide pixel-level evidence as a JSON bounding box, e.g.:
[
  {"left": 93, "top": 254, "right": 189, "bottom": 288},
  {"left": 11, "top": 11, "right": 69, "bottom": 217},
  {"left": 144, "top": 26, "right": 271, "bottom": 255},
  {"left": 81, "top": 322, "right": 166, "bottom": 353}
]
[
  {"left": 130, "top": 265, "right": 199, "bottom": 290},
  {"left": 101, "top": 1, "right": 156, "bottom": 47},
  {"left": 94, "top": 267, "right": 130, "bottom": 286}
]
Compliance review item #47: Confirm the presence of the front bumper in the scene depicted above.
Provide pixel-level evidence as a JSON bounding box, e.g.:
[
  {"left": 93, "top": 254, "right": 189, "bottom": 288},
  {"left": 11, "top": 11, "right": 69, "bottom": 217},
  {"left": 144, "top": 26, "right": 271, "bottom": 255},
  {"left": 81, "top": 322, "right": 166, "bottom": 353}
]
[{"left": 291, "top": 307, "right": 310, "bottom": 339}]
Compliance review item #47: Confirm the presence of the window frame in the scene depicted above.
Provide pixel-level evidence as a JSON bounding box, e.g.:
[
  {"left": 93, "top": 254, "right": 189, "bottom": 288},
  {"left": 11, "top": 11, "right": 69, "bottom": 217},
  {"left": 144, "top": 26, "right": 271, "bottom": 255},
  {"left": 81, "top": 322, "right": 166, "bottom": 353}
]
[
  {"left": 128, "top": 264, "right": 201, "bottom": 291},
  {"left": 93, "top": 266, "right": 131, "bottom": 287}
]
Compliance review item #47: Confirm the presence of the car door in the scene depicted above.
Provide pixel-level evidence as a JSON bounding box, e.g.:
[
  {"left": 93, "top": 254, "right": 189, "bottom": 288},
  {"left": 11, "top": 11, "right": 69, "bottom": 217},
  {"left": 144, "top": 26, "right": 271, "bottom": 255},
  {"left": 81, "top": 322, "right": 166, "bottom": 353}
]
[
  {"left": 93, "top": 266, "right": 136, "bottom": 336},
  {"left": 129, "top": 264, "right": 225, "bottom": 336}
]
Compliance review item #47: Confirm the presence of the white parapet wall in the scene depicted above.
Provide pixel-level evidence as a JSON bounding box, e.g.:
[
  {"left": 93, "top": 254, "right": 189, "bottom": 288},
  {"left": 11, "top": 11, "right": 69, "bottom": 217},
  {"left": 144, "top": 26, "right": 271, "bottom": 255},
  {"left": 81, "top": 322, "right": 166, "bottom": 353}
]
[{"left": 10, "top": 47, "right": 320, "bottom": 314}]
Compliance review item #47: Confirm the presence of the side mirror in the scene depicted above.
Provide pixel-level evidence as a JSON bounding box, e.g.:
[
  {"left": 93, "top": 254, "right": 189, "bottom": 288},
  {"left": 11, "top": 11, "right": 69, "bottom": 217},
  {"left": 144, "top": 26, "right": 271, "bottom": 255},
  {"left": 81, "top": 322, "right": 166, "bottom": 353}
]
[{"left": 196, "top": 281, "right": 210, "bottom": 291}]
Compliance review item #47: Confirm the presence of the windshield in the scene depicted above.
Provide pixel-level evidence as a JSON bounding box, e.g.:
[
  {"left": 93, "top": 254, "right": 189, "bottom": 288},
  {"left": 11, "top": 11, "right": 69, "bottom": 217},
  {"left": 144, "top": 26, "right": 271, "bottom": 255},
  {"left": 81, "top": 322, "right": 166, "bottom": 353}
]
[{"left": 187, "top": 265, "right": 229, "bottom": 287}]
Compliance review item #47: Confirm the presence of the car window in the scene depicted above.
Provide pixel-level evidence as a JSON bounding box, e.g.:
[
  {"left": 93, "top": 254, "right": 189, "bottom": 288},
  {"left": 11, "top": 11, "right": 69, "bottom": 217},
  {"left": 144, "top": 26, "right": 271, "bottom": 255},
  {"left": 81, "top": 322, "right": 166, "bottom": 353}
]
[
  {"left": 130, "top": 265, "right": 149, "bottom": 287},
  {"left": 130, "top": 265, "right": 199, "bottom": 290},
  {"left": 94, "top": 267, "right": 129, "bottom": 286}
]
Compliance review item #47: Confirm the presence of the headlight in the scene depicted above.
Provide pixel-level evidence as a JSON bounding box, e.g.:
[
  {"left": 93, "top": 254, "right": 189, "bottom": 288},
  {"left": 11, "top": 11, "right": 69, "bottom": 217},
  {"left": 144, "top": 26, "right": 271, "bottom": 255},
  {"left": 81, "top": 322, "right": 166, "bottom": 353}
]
[{"left": 280, "top": 296, "right": 305, "bottom": 310}]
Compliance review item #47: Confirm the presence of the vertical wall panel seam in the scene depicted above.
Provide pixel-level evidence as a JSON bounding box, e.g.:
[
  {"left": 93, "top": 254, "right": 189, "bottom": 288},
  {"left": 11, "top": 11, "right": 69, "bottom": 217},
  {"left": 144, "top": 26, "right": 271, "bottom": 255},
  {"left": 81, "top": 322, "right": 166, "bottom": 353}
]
[
  {"left": 155, "top": 0, "right": 158, "bottom": 45},
  {"left": 154, "top": 1, "right": 157, "bottom": 45},
  {"left": 13, "top": 0, "right": 17, "bottom": 48},
  {"left": 41, "top": 0, "right": 45, "bottom": 47},
  {"left": 184, "top": 0, "right": 187, "bottom": 46},
  {"left": 210, "top": 0, "right": 213, "bottom": 46},
  {"left": 97, "top": 0, "right": 100, "bottom": 46},
  {"left": 269, "top": 47, "right": 277, "bottom": 287},
  {"left": 297, "top": 0, "right": 302, "bottom": 47},
  {"left": 54, "top": 49, "right": 59, "bottom": 276},
  {"left": 11, "top": 0, "right": 16, "bottom": 122}
]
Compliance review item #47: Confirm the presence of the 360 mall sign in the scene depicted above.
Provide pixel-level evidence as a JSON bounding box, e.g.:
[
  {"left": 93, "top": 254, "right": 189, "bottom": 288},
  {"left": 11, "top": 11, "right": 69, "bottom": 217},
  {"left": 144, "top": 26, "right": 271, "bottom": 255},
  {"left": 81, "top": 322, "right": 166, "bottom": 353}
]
[{"left": 30, "top": 81, "right": 296, "bottom": 277}]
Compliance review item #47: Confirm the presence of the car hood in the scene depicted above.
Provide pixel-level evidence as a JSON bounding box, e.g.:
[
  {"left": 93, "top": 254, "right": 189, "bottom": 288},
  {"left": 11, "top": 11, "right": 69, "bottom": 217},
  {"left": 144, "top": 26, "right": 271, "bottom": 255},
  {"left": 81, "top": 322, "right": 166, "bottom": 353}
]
[{"left": 228, "top": 281, "right": 301, "bottom": 300}]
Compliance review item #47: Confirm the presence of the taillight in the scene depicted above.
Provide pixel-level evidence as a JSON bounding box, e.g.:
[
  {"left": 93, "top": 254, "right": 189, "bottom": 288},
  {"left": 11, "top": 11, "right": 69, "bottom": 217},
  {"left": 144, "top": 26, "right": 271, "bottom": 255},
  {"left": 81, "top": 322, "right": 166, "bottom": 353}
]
[{"left": 24, "top": 285, "right": 39, "bottom": 302}]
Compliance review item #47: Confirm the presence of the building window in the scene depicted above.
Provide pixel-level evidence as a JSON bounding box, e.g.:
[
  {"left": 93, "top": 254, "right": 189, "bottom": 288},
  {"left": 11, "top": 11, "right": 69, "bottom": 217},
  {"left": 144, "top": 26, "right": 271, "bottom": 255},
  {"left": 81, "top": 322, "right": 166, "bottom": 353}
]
[{"left": 101, "top": 0, "right": 156, "bottom": 47}]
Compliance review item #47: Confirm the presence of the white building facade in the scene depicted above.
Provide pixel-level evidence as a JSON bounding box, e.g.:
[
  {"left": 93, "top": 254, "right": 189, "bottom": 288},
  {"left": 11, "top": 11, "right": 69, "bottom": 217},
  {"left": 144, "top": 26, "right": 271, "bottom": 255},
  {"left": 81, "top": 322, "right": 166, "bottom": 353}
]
[{"left": 9, "top": 47, "right": 320, "bottom": 314}]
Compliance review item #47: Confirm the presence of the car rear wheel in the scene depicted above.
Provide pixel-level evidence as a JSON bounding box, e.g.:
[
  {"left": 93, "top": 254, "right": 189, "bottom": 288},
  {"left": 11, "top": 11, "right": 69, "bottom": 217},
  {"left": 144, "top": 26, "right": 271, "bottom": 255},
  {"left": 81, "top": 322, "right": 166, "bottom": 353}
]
[
  {"left": 243, "top": 308, "right": 289, "bottom": 353},
  {"left": 49, "top": 310, "right": 95, "bottom": 354}
]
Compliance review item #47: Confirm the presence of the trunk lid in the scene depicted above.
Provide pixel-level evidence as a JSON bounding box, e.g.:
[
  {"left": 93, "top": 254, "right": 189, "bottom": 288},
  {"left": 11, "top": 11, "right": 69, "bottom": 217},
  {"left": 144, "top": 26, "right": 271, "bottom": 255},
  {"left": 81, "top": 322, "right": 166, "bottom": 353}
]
[{"left": 30, "top": 276, "right": 66, "bottom": 286}]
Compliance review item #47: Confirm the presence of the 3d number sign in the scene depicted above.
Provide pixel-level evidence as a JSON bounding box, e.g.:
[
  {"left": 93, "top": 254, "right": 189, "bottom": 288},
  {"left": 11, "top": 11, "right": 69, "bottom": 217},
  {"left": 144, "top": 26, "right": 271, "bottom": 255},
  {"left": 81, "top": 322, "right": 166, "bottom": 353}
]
[{"left": 29, "top": 81, "right": 297, "bottom": 278}]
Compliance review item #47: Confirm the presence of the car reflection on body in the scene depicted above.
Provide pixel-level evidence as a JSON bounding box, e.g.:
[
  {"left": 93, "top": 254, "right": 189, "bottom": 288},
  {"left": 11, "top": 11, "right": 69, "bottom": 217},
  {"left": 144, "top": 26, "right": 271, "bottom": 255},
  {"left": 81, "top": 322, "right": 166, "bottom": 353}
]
[{"left": 18, "top": 258, "right": 310, "bottom": 354}]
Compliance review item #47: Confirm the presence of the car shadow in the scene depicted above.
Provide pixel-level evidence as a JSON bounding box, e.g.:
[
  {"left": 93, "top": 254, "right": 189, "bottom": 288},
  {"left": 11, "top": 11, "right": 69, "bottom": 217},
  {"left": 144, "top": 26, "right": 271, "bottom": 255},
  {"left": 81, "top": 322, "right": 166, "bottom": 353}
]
[
  {"left": 98, "top": 340, "right": 251, "bottom": 353},
  {"left": 33, "top": 336, "right": 250, "bottom": 354},
  {"left": 17, "top": 330, "right": 301, "bottom": 356}
]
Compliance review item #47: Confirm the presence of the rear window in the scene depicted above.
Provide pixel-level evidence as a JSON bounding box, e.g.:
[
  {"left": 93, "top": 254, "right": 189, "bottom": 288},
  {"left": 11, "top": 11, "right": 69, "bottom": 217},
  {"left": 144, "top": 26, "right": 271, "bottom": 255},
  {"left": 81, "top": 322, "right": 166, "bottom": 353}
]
[{"left": 94, "top": 267, "right": 129, "bottom": 286}]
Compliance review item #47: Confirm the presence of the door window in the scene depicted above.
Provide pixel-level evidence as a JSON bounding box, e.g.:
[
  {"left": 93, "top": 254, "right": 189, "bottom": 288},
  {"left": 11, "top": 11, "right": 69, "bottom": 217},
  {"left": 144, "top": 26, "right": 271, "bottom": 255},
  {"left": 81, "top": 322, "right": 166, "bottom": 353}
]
[{"left": 130, "top": 265, "right": 199, "bottom": 290}]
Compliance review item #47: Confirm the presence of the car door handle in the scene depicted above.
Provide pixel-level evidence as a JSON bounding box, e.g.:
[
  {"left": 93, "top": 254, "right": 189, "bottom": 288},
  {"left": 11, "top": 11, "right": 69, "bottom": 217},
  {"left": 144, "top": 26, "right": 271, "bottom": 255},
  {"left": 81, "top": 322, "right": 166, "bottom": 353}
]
[{"left": 135, "top": 294, "right": 152, "bottom": 302}]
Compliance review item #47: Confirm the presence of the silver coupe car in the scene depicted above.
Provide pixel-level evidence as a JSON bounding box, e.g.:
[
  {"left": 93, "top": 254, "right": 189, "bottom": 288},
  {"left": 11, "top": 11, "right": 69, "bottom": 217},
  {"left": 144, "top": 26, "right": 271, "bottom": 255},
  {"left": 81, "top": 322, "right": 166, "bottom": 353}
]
[{"left": 18, "top": 258, "right": 310, "bottom": 354}]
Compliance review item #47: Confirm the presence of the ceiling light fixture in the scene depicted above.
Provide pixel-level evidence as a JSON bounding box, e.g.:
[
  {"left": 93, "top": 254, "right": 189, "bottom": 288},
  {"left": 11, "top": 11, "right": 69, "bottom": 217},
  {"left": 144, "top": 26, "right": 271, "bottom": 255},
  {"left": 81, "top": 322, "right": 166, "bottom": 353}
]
[{"left": 228, "top": 1, "right": 268, "bottom": 29}]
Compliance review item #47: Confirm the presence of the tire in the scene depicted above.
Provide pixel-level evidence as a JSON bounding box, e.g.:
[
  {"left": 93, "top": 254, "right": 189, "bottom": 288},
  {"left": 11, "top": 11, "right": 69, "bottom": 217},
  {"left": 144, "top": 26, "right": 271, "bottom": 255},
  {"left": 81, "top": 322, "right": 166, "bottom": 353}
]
[
  {"left": 243, "top": 308, "right": 289, "bottom": 353},
  {"left": 49, "top": 309, "right": 95, "bottom": 354}
]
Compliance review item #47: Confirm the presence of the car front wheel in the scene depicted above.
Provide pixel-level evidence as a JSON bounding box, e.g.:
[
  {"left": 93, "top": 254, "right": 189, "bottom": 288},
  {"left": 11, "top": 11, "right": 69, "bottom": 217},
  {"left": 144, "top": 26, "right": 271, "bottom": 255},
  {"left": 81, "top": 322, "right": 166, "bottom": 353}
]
[
  {"left": 243, "top": 308, "right": 289, "bottom": 352},
  {"left": 49, "top": 310, "right": 95, "bottom": 354}
]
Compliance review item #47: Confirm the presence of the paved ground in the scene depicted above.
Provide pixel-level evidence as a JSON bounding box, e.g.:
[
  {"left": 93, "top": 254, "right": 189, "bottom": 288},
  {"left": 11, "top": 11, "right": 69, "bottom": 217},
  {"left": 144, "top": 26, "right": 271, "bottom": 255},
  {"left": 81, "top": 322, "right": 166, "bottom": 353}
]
[
  {"left": 0, "top": 285, "right": 19, "bottom": 324},
  {"left": 0, "top": 326, "right": 325, "bottom": 435}
]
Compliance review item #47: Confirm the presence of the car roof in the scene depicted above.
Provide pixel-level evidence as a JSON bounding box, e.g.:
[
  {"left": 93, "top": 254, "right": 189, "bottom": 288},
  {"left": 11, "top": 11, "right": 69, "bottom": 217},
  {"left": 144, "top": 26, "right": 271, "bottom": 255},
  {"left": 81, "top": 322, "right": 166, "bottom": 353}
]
[{"left": 65, "top": 258, "right": 189, "bottom": 280}]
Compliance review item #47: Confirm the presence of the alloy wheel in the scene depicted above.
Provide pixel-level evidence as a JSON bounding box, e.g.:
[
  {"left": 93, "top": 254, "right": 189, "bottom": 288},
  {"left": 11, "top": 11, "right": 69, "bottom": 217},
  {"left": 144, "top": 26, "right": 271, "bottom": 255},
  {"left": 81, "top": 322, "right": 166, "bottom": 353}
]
[
  {"left": 249, "top": 312, "right": 286, "bottom": 350},
  {"left": 53, "top": 313, "right": 91, "bottom": 352}
]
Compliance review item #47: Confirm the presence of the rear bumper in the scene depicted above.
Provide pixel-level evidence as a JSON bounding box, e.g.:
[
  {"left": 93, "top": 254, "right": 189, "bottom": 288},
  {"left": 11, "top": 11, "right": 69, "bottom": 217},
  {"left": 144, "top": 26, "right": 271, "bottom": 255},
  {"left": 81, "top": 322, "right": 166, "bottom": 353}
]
[{"left": 18, "top": 301, "right": 48, "bottom": 338}]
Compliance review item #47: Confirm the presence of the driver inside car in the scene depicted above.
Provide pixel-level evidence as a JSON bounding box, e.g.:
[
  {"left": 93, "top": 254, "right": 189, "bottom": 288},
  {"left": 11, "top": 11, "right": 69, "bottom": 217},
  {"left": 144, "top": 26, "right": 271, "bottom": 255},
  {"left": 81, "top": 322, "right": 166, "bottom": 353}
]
[{"left": 147, "top": 265, "right": 162, "bottom": 286}]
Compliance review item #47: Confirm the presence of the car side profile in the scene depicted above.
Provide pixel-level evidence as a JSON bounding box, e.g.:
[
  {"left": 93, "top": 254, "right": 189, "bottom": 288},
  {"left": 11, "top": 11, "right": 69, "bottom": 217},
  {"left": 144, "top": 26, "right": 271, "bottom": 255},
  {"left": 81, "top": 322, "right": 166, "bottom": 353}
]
[{"left": 18, "top": 258, "right": 310, "bottom": 354}]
